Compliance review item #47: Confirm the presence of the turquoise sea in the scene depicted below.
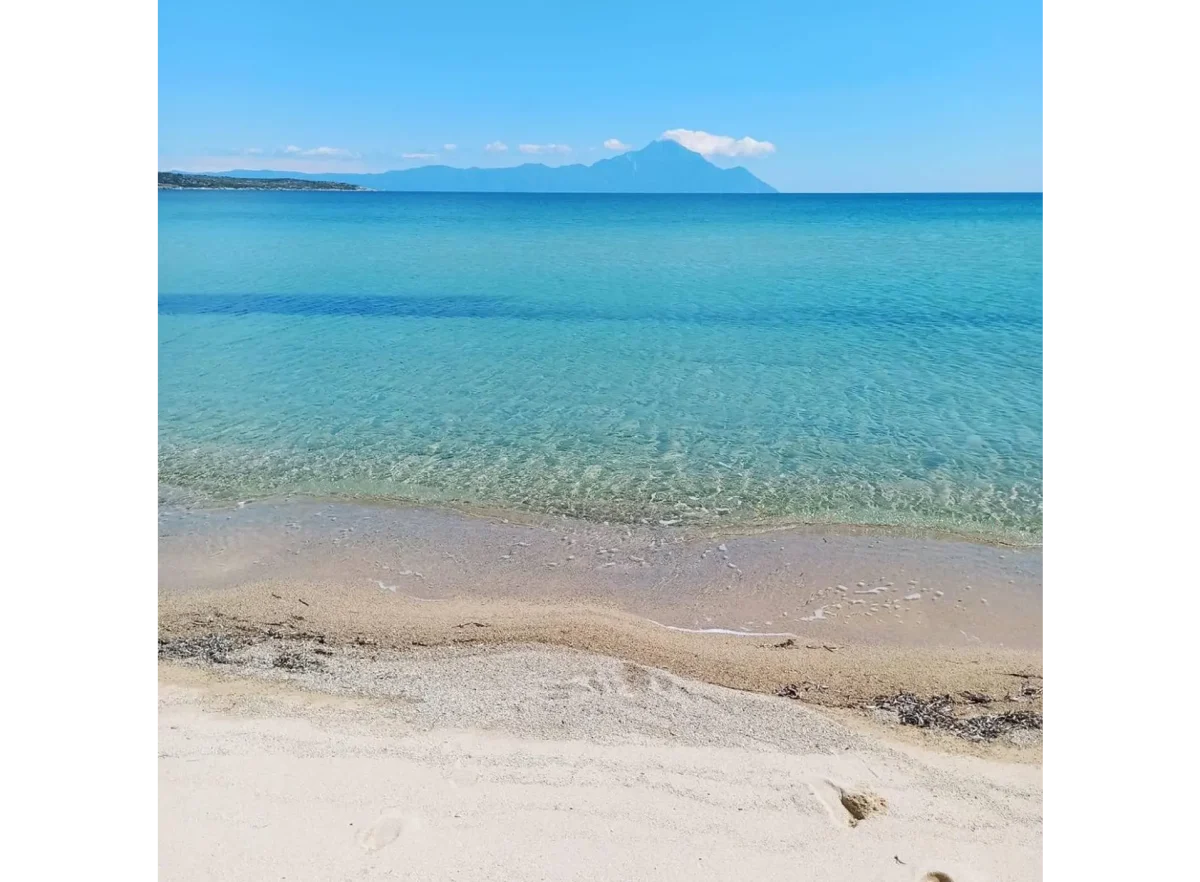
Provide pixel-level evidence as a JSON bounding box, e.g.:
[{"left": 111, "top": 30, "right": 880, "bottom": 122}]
[{"left": 159, "top": 192, "right": 1042, "bottom": 542}]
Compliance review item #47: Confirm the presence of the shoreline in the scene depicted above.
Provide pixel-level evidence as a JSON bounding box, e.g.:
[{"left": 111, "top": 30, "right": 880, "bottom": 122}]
[
  {"left": 160, "top": 498, "right": 1041, "bottom": 759},
  {"left": 159, "top": 186, "right": 374, "bottom": 192},
  {"left": 161, "top": 499, "right": 1041, "bottom": 650},
  {"left": 159, "top": 490, "right": 1042, "bottom": 549},
  {"left": 158, "top": 488, "right": 1041, "bottom": 881}
]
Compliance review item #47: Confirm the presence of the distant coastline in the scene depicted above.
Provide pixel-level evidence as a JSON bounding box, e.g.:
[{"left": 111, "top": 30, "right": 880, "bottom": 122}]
[
  {"left": 195, "top": 139, "right": 778, "bottom": 194},
  {"left": 158, "top": 172, "right": 366, "bottom": 191}
]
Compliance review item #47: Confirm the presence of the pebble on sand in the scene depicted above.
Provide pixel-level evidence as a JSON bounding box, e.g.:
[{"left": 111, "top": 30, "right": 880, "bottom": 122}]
[{"left": 905, "top": 593, "right": 921, "bottom": 601}]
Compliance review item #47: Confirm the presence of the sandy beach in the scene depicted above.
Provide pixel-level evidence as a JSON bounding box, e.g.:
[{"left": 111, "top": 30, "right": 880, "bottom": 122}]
[
  {"left": 160, "top": 501, "right": 1041, "bottom": 879},
  {"left": 160, "top": 645, "right": 1040, "bottom": 882}
]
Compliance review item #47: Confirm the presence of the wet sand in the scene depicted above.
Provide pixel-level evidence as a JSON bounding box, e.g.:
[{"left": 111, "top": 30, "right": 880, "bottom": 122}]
[
  {"left": 160, "top": 500, "right": 1041, "bottom": 651},
  {"left": 160, "top": 500, "right": 1041, "bottom": 753}
]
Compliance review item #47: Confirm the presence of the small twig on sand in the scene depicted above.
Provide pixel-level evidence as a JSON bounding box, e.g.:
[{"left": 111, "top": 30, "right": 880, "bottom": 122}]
[{"left": 857, "top": 754, "right": 882, "bottom": 781}]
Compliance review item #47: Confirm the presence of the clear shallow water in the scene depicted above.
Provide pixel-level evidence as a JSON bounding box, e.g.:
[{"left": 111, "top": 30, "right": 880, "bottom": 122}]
[{"left": 159, "top": 192, "right": 1042, "bottom": 541}]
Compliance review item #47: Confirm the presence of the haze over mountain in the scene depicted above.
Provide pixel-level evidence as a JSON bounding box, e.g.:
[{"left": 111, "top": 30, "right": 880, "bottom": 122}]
[{"left": 207, "top": 140, "right": 777, "bottom": 194}]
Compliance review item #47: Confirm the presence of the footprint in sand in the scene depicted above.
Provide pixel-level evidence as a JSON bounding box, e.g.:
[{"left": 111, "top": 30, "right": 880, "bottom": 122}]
[
  {"left": 916, "top": 864, "right": 984, "bottom": 882},
  {"left": 806, "top": 779, "right": 888, "bottom": 828},
  {"left": 356, "top": 812, "right": 421, "bottom": 852}
]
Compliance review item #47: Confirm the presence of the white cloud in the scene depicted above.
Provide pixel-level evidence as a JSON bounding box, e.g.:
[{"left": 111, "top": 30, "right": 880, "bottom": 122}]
[
  {"left": 519, "top": 143, "right": 571, "bottom": 155},
  {"left": 402, "top": 152, "right": 438, "bottom": 160},
  {"left": 661, "top": 129, "right": 776, "bottom": 158},
  {"left": 484, "top": 141, "right": 508, "bottom": 152},
  {"left": 305, "top": 146, "right": 354, "bottom": 158},
  {"left": 278, "top": 145, "right": 357, "bottom": 159},
  {"left": 443, "top": 143, "right": 457, "bottom": 151},
  {"left": 603, "top": 138, "right": 631, "bottom": 151},
  {"left": 242, "top": 147, "right": 264, "bottom": 155}
]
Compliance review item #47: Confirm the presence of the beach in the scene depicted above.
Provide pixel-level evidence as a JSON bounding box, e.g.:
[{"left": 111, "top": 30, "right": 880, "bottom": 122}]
[
  {"left": 160, "top": 642, "right": 1040, "bottom": 882},
  {"left": 160, "top": 499, "right": 1041, "bottom": 712},
  {"left": 160, "top": 500, "right": 1042, "bottom": 879}
]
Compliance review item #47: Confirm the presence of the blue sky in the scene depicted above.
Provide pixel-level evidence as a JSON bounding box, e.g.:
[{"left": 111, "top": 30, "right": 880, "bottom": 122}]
[{"left": 159, "top": 1, "right": 1042, "bottom": 192}]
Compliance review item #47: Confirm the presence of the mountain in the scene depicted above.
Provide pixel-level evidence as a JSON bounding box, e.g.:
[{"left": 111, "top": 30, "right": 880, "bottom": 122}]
[
  {"left": 208, "top": 140, "right": 777, "bottom": 194},
  {"left": 158, "top": 172, "right": 364, "bottom": 191}
]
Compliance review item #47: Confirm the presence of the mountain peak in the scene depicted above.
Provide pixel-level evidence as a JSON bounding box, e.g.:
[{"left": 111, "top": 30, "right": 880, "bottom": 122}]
[
  {"left": 637, "top": 138, "right": 699, "bottom": 154},
  {"left": 616, "top": 139, "right": 711, "bottom": 163}
]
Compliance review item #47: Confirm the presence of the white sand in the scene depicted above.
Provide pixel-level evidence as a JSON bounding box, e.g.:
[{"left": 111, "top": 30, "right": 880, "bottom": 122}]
[{"left": 159, "top": 647, "right": 1041, "bottom": 881}]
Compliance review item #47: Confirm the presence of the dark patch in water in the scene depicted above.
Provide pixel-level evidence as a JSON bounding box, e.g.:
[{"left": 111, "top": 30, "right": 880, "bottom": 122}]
[{"left": 159, "top": 293, "right": 1041, "bottom": 331}]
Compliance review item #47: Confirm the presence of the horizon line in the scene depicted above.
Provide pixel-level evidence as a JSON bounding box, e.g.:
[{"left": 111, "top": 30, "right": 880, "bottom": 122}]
[
  {"left": 158, "top": 179, "right": 1043, "bottom": 196},
  {"left": 154, "top": 169, "right": 1046, "bottom": 196}
]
